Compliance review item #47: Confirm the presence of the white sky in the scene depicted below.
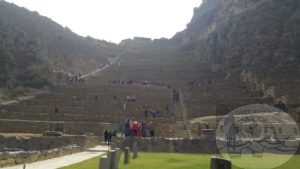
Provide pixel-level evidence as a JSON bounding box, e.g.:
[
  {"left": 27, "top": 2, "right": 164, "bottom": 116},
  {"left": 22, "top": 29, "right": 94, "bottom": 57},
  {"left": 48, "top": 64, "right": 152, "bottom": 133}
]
[{"left": 4, "top": 0, "right": 202, "bottom": 43}]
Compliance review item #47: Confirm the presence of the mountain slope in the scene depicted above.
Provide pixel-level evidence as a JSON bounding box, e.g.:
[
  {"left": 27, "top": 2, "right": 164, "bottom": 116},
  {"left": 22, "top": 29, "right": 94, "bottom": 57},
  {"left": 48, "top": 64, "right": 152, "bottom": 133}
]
[{"left": 0, "top": 1, "right": 119, "bottom": 91}]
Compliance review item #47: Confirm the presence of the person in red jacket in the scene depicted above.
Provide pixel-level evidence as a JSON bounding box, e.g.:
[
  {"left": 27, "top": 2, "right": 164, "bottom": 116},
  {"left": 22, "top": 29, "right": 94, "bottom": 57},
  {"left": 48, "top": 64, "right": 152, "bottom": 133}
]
[
  {"left": 138, "top": 122, "right": 143, "bottom": 137},
  {"left": 132, "top": 121, "right": 139, "bottom": 136}
]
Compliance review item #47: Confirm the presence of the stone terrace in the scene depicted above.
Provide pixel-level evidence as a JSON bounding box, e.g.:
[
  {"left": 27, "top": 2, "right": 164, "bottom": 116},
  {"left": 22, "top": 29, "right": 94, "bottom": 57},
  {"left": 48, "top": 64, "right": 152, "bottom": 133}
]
[{"left": 0, "top": 76, "right": 177, "bottom": 137}]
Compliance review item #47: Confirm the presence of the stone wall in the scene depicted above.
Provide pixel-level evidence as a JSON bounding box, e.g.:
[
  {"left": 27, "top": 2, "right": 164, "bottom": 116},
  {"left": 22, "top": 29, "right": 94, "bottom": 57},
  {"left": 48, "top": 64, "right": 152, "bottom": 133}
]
[
  {"left": 0, "top": 119, "right": 115, "bottom": 136},
  {"left": 0, "top": 145, "right": 81, "bottom": 167},
  {"left": 113, "top": 137, "right": 300, "bottom": 154},
  {"left": 0, "top": 134, "right": 102, "bottom": 167},
  {"left": 154, "top": 122, "right": 176, "bottom": 138},
  {"left": 0, "top": 119, "right": 175, "bottom": 138},
  {"left": 0, "top": 134, "right": 102, "bottom": 151},
  {"left": 113, "top": 137, "right": 217, "bottom": 153}
]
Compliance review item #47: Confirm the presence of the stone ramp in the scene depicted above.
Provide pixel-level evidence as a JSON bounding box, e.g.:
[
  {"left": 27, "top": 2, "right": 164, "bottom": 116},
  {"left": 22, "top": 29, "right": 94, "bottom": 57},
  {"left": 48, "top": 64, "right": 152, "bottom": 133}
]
[{"left": 1, "top": 145, "right": 108, "bottom": 169}]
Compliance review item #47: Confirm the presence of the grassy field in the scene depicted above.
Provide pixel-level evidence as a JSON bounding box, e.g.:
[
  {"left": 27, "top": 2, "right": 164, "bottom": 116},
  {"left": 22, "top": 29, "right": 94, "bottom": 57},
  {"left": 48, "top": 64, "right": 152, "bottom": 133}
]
[{"left": 58, "top": 152, "right": 300, "bottom": 169}]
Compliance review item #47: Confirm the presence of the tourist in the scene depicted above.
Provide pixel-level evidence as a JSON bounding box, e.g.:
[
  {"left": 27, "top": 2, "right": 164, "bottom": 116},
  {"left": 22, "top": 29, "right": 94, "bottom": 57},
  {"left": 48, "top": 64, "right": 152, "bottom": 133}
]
[
  {"left": 132, "top": 121, "right": 139, "bottom": 136},
  {"left": 144, "top": 109, "right": 148, "bottom": 119},
  {"left": 138, "top": 123, "right": 143, "bottom": 137},
  {"left": 141, "top": 121, "right": 148, "bottom": 137},
  {"left": 124, "top": 119, "right": 130, "bottom": 137},
  {"left": 107, "top": 131, "right": 113, "bottom": 145},
  {"left": 173, "top": 92, "right": 179, "bottom": 103},
  {"left": 129, "top": 121, "right": 133, "bottom": 136},
  {"left": 151, "top": 110, "right": 157, "bottom": 119},
  {"left": 94, "top": 95, "right": 98, "bottom": 101},
  {"left": 148, "top": 121, "right": 155, "bottom": 137},
  {"left": 112, "top": 129, "right": 117, "bottom": 137},
  {"left": 54, "top": 107, "right": 59, "bottom": 114},
  {"left": 149, "top": 129, "right": 155, "bottom": 137},
  {"left": 104, "top": 130, "right": 108, "bottom": 144}
]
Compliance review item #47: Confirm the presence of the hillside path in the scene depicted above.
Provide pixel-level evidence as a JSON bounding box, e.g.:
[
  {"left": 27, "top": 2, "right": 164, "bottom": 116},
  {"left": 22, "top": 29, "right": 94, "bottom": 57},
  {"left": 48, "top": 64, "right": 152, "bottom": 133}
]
[
  {"left": 2, "top": 145, "right": 108, "bottom": 169},
  {"left": 80, "top": 65, "right": 109, "bottom": 78}
]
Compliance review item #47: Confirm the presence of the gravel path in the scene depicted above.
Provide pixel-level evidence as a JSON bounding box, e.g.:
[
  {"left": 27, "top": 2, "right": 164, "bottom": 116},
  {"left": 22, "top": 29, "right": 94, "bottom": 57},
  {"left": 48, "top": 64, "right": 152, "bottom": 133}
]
[{"left": 2, "top": 145, "right": 108, "bottom": 169}]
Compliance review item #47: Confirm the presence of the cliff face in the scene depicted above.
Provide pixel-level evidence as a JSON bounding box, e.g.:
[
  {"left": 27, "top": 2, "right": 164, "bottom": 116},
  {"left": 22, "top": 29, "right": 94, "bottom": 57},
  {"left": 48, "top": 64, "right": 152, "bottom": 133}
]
[
  {"left": 0, "top": 1, "right": 119, "bottom": 89},
  {"left": 173, "top": 0, "right": 300, "bottom": 75}
]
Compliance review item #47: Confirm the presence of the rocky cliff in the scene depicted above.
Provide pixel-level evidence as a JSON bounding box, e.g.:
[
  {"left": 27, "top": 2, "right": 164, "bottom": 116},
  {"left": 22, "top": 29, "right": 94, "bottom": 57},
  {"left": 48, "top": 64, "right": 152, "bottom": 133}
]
[{"left": 173, "top": 0, "right": 300, "bottom": 74}]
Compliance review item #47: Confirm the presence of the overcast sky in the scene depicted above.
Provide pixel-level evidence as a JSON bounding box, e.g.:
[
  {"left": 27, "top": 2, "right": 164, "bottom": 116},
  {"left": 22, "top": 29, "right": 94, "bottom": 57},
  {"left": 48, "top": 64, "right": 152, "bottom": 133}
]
[{"left": 5, "top": 0, "right": 202, "bottom": 43}]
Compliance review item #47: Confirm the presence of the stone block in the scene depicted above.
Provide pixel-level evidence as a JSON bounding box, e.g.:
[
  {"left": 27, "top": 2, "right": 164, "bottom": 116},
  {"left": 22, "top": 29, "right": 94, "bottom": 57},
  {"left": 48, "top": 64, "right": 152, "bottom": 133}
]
[
  {"left": 29, "top": 153, "right": 39, "bottom": 162},
  {"left": 2, "top": 152, "right": 10, "bottom": 160},
  {"left": 133, "top": 141, "right": 138, "bottom": 159},
  {"left": 0, "top": 160, "right": 7, "bottom": 166},
  {"left": 15, "top": 156, "right": 23, "bottom": 164},
  {"left": 111, "top": 148, "right": 121, "bottom": 169},
  {"left": 99, "top": 157, "right": 108, "bottom": 169},
  {"left": 210, "top": 157, "right": 231, "bottom": 169},
  {"left": 6, "top": 158, "right": 15, "bottom": 165},
  {"left": 107, "top": 150, "right": 115, "bottom": 169},
  {"left": 115, "top": 148, "right": 122, "bottom": 164},
  {"left": 124, "top": 147, "right": 130, "bottom": 164}
]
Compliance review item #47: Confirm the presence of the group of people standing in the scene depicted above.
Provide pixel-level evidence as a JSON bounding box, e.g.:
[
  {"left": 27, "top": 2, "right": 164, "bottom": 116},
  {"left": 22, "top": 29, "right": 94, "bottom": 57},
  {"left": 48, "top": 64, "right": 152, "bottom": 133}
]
[
  {"left": 104, "top": 130, "right": 117, "bottom": 145},
  {"left": 69, "top": 74, "right": 85, "bottom": 84},
  {"left": 172, "top": 89, "right": 180, "bottom": 103},
  {"left": 144, "top": 109, "right": 159, "bottom": 119},
  {"left": 123, "top": 119, "right": 155, "bottom": 137},
  {"left": 187, "top": 79, "right": 211, "bottom": 86},
  {"left": 103, "top": 120, "right": 155, "bottom": 145}
]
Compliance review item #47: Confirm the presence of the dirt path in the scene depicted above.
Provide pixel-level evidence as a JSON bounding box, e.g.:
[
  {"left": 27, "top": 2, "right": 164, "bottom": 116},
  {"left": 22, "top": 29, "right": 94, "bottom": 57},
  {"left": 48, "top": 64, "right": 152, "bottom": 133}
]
[
  {"left": 2, "top": 145, "right": 108, "bottom": 169},
  {"left": 80, "top": 65, "right": 109, "bottom": 78}
]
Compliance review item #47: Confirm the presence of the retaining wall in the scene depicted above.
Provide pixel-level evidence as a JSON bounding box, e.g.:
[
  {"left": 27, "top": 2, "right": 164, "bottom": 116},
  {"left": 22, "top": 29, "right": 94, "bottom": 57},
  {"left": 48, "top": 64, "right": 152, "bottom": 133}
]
[
  {"left": 0, "top": 134, "right": 102, "bottom": 167},
  {"left": 113, "top": 137, "right": 300, "bottom": 154},
  {"left": 0, "top": 119, "right": 115, "bottom": 136}
]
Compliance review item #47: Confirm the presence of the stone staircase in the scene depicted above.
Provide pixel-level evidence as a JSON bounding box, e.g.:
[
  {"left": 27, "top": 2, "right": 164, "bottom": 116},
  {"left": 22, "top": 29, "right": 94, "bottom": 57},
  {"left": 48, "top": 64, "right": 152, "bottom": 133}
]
[{"left": 174, "top": 100, "right": 190, "bottom": 138}]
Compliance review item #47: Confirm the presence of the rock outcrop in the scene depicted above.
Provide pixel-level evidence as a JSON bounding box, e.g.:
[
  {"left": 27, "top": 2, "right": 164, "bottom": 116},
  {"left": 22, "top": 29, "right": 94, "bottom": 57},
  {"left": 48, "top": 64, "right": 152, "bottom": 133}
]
[{"left": 173, "top": 0, "right": 300, "bottom": 74}]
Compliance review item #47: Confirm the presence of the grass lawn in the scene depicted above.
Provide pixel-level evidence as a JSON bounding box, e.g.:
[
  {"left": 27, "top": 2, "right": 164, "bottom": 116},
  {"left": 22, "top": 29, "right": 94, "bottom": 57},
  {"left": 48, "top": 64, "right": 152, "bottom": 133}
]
[{"left": 58, "top": 152, "right": 300, "bottom": 169}]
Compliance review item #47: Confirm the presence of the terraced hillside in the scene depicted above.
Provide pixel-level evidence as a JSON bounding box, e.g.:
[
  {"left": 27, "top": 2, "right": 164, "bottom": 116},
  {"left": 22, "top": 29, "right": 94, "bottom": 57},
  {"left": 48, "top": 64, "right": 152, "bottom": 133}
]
[
  {"left": 100, "top": 48, "right": 286, "bottom": 138},
  {"left": 0, "top": 0, "right": 299, "bottom": 140},
  {"left": 0, "top": 70, "right": 177, "bottom": 137}
]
